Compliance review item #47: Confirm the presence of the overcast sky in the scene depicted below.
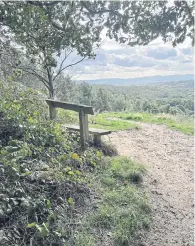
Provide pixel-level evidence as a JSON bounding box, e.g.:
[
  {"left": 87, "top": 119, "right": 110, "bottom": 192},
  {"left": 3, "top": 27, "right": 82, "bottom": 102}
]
[{"left": 62, "top": 36, "right": 193, "bottom": 81}]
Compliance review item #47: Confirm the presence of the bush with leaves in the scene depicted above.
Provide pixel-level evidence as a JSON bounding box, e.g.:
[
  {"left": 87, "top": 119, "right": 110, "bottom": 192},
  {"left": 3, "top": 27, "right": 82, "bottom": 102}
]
[
  {"left": 0, "top": 81, "right": 104, "bottom": 246},
  {"left": 0, "top": 80, "right": 151, "bottom": 246}
]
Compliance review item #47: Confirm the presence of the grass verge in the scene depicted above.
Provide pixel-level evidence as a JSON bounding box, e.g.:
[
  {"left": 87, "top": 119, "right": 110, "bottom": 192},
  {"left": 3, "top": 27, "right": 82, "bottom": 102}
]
[
  {"left": 89, "top": 114, "right": 140, "bottom": 131},
  {"left": 76, "top": 156, "right": 151, "bottom": 246},
  {"left": 101, "top": 112, "right": 194, "bottom": 135},
  {"left": 57, "top": 109, "right": 140, "bottom": 131},
  {"left": 57, "top": 109, "right": 193, "bottom": 134}
]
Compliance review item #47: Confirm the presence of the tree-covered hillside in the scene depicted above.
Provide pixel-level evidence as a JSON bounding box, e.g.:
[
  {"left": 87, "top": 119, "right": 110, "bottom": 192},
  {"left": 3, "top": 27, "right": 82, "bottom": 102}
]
[
  {"left": 95, "top": 80, "right": 194, "bottom": 115},
  {"left": 55, "top": 79, "right": 194, "bottom": 116}
]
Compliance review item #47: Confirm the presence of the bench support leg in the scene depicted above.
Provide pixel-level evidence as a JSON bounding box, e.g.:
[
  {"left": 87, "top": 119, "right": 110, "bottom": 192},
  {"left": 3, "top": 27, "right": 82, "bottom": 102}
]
[
  {"left": 94, "top": 134, "right": 101, "bottom": 146},
  {"left": 79, "top": 109, "right": 86, "bottom": 150},
  {"left": 49, "top": 103, "right": 56, "bottom": 120},
  {"left": 85, "top": 114, "right": 89, "bottom": 141}
]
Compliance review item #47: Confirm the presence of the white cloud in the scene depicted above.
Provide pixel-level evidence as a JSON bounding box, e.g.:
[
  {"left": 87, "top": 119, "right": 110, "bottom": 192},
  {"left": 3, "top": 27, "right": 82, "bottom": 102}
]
[{"left": 62, "top": 37, "right": 193, "bottom": 81}]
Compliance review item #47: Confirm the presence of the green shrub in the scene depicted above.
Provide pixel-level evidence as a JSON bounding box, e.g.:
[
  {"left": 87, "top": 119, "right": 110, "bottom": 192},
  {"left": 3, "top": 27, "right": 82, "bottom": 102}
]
[
  {"left": 83, "top": 156, "right": 151, "bottom": 246},
  {"left": 110, "top": 156, "right": 145, "bottom": 184},
  {"left": 0, "top": 81, "right": 151, "bottom": 246},
  {"left": 75, "top": 232, "right": 96, "bottom": 246},
  {"left": 0, "top": 113, "right": 24, "bottom": 146},
  {"left": 89, "top": 186, "right": 151, "bottom": 245},
  {"left": 0, "top": 81, "right": 107, "bottom": 246}
]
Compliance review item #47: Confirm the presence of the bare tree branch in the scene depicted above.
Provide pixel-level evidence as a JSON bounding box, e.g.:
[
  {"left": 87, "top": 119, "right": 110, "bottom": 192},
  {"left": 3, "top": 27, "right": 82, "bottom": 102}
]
[
  {"left": 53, "top": 49, "right": 75, "bottom": 81},
  {"left": 20, "top": 69, "right": 50, "bottom": 90},
  {"left": 19, "top": 65, "right": 47, "bottom": 76},
  {"left": 53, "top": 56, "right": 86, "bottom": 82},
  {"left": 18, "top": 65, "right": 49, "bottom": 87}
]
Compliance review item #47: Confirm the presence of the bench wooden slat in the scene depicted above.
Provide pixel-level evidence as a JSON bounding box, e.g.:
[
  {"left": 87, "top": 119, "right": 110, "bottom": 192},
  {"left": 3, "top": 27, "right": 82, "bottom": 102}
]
[
  {"left": 46, "top": 99, "right": 94, "bottom": 115},
  {"left": 64, "top": 124, "right": 111, "bottom": 135}
]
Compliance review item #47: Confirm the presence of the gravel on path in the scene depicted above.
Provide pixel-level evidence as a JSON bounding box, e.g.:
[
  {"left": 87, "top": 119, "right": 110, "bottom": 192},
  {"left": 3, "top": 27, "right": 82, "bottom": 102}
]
[{"left": 107, "top": 123, "right": 194, "bottom": 246}]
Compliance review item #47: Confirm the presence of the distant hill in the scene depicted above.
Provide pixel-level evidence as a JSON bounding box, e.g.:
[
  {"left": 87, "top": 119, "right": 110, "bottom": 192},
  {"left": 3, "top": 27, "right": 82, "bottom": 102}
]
[
  {"left": 98, "top": 80, "right": 194, "bottom": 100},
  {"left": 95, "top": 79, "right": 194, "bottom": 115},
  {"left": 78, "top": 74, "right": 194, "bottom": 86}
]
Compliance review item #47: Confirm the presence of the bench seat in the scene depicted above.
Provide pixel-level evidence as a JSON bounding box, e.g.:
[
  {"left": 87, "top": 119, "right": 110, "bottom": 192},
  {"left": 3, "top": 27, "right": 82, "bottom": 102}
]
[
  {"left": 64, "top": 124, "right": 111, "bottom": 135},
  {"left": 64, "top": 124, "right": 111, "bottom": 145}
]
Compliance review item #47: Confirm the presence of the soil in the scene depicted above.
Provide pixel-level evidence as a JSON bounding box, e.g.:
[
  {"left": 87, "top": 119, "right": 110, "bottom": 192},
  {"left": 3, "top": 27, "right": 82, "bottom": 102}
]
[{"left": 106, "top": 122, "right": 194, "bottom": 246}]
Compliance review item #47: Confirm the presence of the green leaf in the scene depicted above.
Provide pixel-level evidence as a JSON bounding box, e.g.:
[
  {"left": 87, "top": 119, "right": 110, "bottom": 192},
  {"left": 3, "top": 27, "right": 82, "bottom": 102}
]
[
  {"left": 27, "top": 222, "right": 37, "bottom": 228},
  {"left": 9, "top": 140, "right": 19, "bottom": 147},
  {"left": 20, "top": 171, "right": 32, "bottom": 177},
  {"left": 54, "top": 231, "right": 62, "bottom": 237},
  {"left": 46, "top": 199, "right": 51, "bottom": 209},
  {"left": 48, "top": 212, "right": 57, "bottom": 223},
  {"left": 35, "top": 224, "right": 42, "bottom": 233},
  {"left": 75, "top": 170, "right": 81, "bottom": 175},
  {"left": 68, "top": 197, "right": 74, "bottom": 206},
  {"left": 67, "top": 171, "right": 74, "bottom": 175},
  {"left": 39, "top": 223, "right": 49, "bottom": 237},
  {"left": 6, "top": 146, "right": 20, "bottom": 153}
]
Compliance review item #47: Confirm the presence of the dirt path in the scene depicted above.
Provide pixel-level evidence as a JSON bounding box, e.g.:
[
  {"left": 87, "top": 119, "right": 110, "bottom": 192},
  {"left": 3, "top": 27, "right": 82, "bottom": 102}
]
[{"left": 106, "top": 122, "right": 194, "bottom": 246}]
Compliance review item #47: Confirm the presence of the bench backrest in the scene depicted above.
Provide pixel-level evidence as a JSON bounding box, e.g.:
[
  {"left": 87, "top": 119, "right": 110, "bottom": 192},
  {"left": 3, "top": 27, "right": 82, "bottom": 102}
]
[{"left": 46, "top": 99, "right": 94, "bottom": 115}]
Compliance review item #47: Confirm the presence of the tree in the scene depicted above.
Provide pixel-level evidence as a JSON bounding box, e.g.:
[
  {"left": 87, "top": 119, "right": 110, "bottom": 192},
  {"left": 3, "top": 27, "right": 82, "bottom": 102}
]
[
  {"left": 113, "top": 96, "right": 127, "bottom": 112},
  {"left": 54, "top": 75, "right": 77, "bottom": 102},
  {"left": 0, "top": 46, "right": 47, "bottom": 91},
  {"left": 94, "top": 88, "right": 110, "bottom": 112},
  {"left": 0, "top": 1, "right": 101, "bottom": 98},
  {"left": 78, "top": 82, "right": 93, "bottom": 106},
  {"left": 0, "top": 1, "right": 194, "bottom": 98}
]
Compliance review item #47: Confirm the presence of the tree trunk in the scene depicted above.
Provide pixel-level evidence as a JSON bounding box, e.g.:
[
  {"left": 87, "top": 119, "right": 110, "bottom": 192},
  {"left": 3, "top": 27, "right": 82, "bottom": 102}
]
[
  {"left": 47, "top": 67, "right": 56, "bottom": 120},
  {"left": 47, "top": 67, "right": 54, "bottom": 99}
]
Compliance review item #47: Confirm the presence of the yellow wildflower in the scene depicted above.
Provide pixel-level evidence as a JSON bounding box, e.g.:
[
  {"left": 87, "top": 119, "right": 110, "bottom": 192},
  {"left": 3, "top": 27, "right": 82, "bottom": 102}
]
[{"left": 71, "top": 153, "right": 80, "bottom": 161}]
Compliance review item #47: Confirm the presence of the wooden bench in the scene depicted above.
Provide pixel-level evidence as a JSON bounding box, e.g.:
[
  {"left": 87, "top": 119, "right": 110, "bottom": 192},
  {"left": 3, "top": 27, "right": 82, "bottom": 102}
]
[{"left": 46, "top": 99, "right": 111, "bottom": 149}]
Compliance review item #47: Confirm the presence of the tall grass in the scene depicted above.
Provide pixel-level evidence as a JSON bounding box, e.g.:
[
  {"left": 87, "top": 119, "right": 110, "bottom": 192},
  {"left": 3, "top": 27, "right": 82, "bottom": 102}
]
[{"left": 76, "top": 156, "right": 151, "bottom": 246}]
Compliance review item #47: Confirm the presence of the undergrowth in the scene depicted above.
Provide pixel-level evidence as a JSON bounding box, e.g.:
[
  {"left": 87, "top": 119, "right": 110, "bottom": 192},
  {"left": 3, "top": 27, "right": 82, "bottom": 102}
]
[
  {"left": 76, "top": 157, "right": 151, "bottom": 246},
  {"left": 0, "top": 81, "right": 151, "bottom": 246}
]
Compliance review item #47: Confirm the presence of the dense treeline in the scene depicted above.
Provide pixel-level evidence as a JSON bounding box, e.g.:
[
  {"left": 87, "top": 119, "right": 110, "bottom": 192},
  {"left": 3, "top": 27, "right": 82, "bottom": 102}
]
[
  {"left": 53, "top": 77, "right": 194, "bottom": 116},
  {"left": 0, "top": 63, "right": 193, "bottom": 116}
]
